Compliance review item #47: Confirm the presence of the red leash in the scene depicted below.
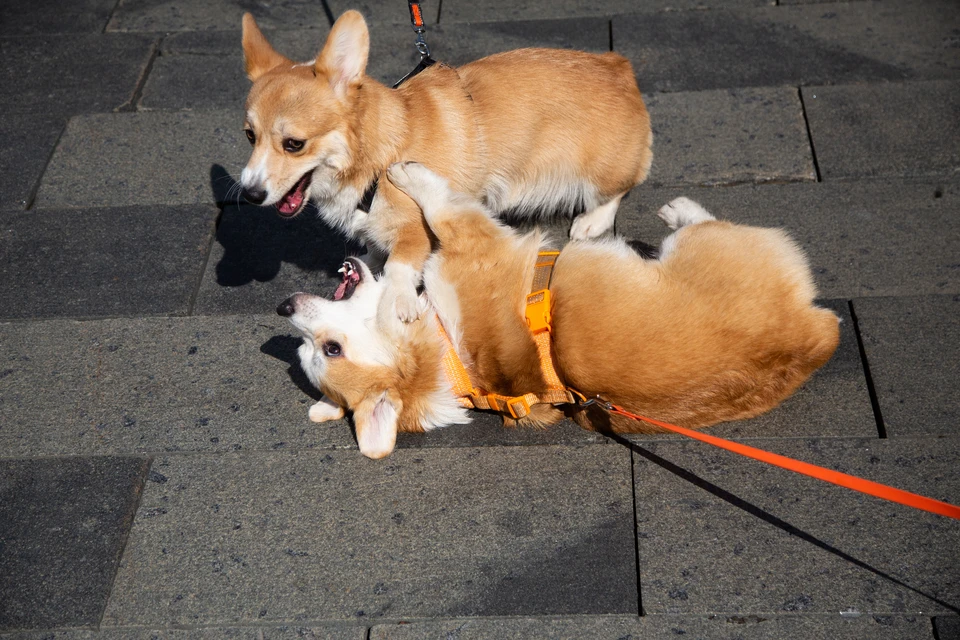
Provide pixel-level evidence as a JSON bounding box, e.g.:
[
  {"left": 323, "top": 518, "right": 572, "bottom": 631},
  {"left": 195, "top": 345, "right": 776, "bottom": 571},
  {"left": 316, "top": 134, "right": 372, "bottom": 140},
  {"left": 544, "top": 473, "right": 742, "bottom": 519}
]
[{"left": 608, "top": 404, "right": 960, "bottom": 520}]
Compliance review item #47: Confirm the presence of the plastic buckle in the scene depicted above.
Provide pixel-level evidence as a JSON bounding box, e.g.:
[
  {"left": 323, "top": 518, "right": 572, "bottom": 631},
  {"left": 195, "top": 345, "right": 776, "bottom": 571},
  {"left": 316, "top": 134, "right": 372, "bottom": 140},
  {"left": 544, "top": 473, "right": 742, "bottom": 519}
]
[
  {"left": 505, "top": 396, "right": 531, "bottom": 419},
  {"left": 525, "top": 289, "right": 552, "bottom": 334}
]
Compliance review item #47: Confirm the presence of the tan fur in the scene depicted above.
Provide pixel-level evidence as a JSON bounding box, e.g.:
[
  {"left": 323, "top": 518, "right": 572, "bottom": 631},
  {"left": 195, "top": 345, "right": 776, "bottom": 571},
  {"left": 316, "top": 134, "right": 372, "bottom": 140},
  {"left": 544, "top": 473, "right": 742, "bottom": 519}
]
[{"left": 242, "top": 11, "right": 652, "bottom": 320}]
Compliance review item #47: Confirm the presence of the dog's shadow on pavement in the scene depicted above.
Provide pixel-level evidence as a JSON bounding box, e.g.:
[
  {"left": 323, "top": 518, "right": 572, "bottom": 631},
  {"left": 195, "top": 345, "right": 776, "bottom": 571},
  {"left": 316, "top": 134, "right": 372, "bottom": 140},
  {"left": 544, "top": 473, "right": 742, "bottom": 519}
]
[
  {"left": 210, "top": 165, "right": 362, "bottom": 286},
  {"left": 260, "top": 334, "right": 324, "bottom": 402}
]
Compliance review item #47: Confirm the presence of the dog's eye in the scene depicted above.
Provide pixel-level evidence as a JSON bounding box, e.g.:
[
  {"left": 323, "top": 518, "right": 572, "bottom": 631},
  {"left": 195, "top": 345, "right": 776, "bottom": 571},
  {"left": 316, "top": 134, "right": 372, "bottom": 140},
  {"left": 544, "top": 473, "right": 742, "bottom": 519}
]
[
  {"left": 244, "top": 129, "right": 255, "bottom": 144},
  {"left": 283, "top": 138, "right": 305, "bottom": 153},
  {"left": 322, "top": 341, "right": 342, "bottom": 357}
]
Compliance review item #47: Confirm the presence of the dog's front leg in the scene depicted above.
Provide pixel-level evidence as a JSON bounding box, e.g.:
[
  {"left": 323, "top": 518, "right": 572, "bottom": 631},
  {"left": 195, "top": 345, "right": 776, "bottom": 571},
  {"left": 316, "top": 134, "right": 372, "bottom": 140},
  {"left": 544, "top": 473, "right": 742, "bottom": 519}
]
[
  {"left": 371, "top": 180, "right": 432, "bottom": 324},
  {"left": 308, "top": 394, "right": 345, "bottom": 423}
]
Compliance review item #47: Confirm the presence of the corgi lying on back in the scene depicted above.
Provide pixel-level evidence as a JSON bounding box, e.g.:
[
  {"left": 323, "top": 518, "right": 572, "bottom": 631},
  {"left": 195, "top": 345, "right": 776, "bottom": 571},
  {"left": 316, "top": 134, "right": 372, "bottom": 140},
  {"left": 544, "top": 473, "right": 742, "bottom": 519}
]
[
  {"left": 240, "top": 10, "right": 652, "bottom": 323},
  {"left": 278, "top": 163, "right": 840, "bottom": 459}
]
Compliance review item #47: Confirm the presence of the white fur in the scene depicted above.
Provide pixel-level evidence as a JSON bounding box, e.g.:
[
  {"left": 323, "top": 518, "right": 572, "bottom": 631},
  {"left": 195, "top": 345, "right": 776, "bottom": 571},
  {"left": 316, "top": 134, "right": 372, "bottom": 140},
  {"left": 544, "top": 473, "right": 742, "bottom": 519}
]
[
  {"left": 483, "top": 172, "right": 599, "bottom": 222},
  {"left": 309, "top": 395, "right": 345, "bottom": 422},
  {"left": 570, "top": 193, "right": 624, "bottom": 240},
  {"left": 657, "top": 197, "right": 717, "bottom": 261}
]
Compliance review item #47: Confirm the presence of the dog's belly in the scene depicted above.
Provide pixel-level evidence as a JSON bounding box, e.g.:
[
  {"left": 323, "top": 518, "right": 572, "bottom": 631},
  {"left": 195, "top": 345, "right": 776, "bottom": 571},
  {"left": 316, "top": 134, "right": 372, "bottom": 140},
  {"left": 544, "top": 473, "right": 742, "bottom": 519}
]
[{"left": 482, "top": 173, "right": 600, "bottom": 218}]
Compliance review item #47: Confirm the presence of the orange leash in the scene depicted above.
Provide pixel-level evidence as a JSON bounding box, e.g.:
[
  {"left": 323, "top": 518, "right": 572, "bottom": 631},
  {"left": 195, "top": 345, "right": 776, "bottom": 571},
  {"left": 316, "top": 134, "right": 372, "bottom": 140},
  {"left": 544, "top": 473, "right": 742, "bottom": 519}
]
[{"left": 607, "top": 404, "right": 960, "bottom": 520}]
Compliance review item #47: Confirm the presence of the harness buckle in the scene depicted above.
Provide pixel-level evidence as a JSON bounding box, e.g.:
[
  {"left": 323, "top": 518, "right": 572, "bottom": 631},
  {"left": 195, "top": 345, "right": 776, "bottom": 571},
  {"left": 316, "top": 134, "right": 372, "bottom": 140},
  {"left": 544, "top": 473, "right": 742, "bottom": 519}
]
[
  {"left": 505, "top": 395, "right": 532, "bottom": 419},
  {"left": 525, "top": 289, "right": 552, "bottom": 334}
]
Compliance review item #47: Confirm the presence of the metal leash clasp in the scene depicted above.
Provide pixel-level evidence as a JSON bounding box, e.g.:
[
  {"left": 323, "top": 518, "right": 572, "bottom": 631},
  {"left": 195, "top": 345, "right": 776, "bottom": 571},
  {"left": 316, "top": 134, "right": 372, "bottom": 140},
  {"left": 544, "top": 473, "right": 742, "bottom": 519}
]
[
  {"left": 569, "top": 389, "right": 614, "bottom": 411},
  {"left": 393, "top": 0, "right": 437, "bottom": 88}
]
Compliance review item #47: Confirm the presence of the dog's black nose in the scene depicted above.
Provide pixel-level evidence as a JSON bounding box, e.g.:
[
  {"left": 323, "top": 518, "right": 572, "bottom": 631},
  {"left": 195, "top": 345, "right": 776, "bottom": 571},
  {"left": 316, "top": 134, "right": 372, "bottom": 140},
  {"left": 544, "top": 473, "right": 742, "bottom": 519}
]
[
  {"left": 277, "top": 297, "right": 296, "bottom": 317},
  {"left": 242, "top": 186, "right": 267, "bottom": 205}
]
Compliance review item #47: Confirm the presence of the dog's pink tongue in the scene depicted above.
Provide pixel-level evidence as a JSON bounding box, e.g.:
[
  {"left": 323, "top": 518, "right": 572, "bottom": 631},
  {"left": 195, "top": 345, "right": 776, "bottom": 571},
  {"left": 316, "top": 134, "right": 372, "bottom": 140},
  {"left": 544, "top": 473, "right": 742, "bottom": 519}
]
[
  {"left": 333, "top": 279, "right": 348, "bottom": 301},
  {"left": 277, "top": 187, "right": 304, "bottom": 215}
]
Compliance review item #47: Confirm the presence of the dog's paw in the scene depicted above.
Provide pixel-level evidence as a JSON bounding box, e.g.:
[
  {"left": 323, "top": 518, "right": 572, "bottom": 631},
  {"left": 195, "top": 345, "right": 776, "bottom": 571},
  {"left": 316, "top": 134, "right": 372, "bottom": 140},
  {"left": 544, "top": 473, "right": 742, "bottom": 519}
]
[
  {"left": 392, "top": 285, "right": 422, "bottom": 323},
  {"left": 570, "top": 214, "right": 610, "bottom": 241},
  {"left": 309, "top": 399, "right": 345, "bottom": 423},
  {"left": 387, "top": 161, "right": 433, "bottom": 190},
  {"left": 657, "top": 197, "right": 715, "bottom": 230}
]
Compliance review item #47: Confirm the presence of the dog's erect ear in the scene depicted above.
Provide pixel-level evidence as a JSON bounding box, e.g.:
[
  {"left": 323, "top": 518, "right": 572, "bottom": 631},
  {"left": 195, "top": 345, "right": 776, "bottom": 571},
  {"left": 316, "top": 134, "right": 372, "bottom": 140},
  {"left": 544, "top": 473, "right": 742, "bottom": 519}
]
[
  {"left": 316, "top": 10, "right": 369, "bottom": 99},
  {"left": 242, "top": 13, "right": 292, "bottom": 81},
  {"left": 354, "top": 391, "right": 400, "bottom": 459}
]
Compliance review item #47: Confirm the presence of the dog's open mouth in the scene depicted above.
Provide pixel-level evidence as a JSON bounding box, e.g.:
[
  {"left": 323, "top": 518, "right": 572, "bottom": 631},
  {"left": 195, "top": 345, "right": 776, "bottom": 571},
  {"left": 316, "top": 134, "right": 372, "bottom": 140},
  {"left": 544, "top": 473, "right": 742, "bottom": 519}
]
[
  {"left": 333, "top": 258, "right": 363, "bottom": 301},
  {"left": 276, "top": 171, "right": 312, "bottom": 217}
]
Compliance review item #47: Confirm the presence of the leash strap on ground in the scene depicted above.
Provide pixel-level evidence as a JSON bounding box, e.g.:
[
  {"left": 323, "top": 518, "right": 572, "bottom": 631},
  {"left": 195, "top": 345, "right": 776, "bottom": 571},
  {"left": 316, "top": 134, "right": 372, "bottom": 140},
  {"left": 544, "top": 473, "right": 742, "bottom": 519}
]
[{"left": 606, "top": 404, "right": 960, "bottom": 520}]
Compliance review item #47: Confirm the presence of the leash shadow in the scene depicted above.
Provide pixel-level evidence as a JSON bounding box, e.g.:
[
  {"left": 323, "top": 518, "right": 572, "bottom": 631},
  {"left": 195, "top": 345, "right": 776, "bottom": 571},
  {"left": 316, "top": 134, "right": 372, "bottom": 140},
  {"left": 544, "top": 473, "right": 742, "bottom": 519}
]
[
  {"left": 606, "top": 431, "right": 959, "bottom": 614},
  {"left": 209, "top": 164, "right": 363, "bottom": 287}
]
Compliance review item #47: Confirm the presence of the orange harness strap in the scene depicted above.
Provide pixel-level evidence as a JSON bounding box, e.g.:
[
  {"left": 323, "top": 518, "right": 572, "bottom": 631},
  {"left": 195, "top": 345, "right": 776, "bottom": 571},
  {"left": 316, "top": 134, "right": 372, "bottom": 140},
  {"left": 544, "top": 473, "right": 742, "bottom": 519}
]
[{"left": 437, "top": 251, "right": 579, "bottom": 419}]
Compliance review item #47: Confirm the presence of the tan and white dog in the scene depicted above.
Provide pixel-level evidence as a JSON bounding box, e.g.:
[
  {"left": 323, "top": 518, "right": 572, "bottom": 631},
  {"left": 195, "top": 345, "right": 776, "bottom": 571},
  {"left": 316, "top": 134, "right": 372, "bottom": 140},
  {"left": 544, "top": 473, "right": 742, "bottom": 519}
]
[
  {"left": 277, "top": 163, "right": 840, "bottom": 459},
  {"left": 240, "top": 11, "right": 652, "bottom": 322}
]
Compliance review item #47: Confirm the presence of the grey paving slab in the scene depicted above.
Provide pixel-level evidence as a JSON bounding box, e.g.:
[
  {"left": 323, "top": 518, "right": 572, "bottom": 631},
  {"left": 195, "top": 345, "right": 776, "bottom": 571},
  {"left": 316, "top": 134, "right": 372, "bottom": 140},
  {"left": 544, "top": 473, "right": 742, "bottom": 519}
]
[
  {"left": 644, "top": 86, "right": 816, "bottom": 187},
  {"left": 936, "top": 616, "right": 960, "bottom": 640},
  {"left": 804, "top": 81, "right": 960, "bottom": 180},
  {"left": 106, "top": 0, "right": 329, "bottom": 33},
  {"left": 0, "top": 113, "right": 64, "bottom": 210},
  {"left": 438, "top": 0, "right": 771, "bottom": 23},
  {"left": 142, "top": 29, "right": 328, "bottom": 111},
  {"left": 0, "top": 34, "right": 156, "bottom": 118},
  {"left": 142, "top": 18, "right": 608, "bottom": 110},
  {"left": 34, "top": 110, "right": 249, "bottom": 209},
  {"left": 102, "top": 446, "right": 637, "bottom": 625},
  {"left": 0, "top": 205, "right": 216, "bottom": 320},
  {"left": 853, "top": 295, "right": 960, "bottom": 438},
  {"left": 614, "top": 0, "right": 959, "bottom": 93},
  {"left": 2, "top": 626, "right": 367, "bottom": 640},
  {"left": 371, "top": 614, "right": 934, "bottom": 639},
  {"left": 326, "top": 0, "right": 439, "bottom": 26},
  {"left": 0, "top": 315, "right": 356, "bottom": 457},
  {"left": 0, "top": 456, "right": 149, "bottom": 631},
  {"left": 616, "top": 178, "right": 960, "bottom": 299},
  {"left": 396, "top": 410, "right": 605, "bottom": 449},
  {"left": 0, "top": 0, "right": 116, "bottom": 35},
  {"left": 622, "top": 299, "right": 875, "bottom": 441},
  {"left": 632, "top": 437, "right": 960, "bottom": 615}
]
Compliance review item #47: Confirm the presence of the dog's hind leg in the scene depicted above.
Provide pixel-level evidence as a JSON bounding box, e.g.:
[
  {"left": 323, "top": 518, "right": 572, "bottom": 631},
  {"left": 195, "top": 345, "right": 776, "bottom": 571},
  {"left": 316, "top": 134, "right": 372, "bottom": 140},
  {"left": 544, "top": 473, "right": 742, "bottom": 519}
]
[
  {"left": 657, "top": 197, "right": 716, "bottom": 261},
  {"left": 657, "top": 196, "right": 715, "bottom": 230},
  {"left": 569, "top": 193, "right": 624, "bottom": 241}
]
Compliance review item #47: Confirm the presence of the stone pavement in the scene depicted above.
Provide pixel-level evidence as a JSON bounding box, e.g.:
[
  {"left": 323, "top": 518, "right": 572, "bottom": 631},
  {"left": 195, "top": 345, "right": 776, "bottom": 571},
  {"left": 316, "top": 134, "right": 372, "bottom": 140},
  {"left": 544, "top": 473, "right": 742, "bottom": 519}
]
[{"left": 1, "top": 0, "right": 958, "bottom": 637}]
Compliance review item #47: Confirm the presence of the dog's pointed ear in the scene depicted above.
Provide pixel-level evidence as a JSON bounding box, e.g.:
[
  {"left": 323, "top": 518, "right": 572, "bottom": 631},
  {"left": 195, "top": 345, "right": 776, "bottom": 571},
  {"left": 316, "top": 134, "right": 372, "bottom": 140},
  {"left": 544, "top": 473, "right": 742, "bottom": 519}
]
[
  {"left": 242, "top": 13, "right": 292, "bottom": 81},
  {"left": 354, "top": 391, "right": 400, "bottom": 459},
  {"left": 316, "top": 10, "right": 369, "bottom": 99}
]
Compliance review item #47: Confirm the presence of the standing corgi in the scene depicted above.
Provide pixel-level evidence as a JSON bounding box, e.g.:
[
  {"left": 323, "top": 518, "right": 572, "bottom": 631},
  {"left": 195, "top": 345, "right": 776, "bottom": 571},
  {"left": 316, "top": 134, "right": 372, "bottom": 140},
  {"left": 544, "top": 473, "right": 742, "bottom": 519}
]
[{"left": 239, "top": 10, "right": 652, "bottom": 323}]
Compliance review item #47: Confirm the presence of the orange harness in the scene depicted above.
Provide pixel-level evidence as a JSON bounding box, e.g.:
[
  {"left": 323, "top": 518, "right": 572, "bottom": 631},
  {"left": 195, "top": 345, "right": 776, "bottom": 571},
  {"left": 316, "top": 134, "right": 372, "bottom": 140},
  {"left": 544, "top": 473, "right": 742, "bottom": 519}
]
[{"left": 437, "top": 251, "right": 583, "bottom": 419}]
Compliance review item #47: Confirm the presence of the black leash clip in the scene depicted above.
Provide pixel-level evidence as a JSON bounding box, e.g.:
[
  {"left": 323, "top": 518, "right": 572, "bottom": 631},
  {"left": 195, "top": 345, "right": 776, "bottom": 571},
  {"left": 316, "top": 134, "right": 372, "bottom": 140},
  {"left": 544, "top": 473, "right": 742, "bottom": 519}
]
[{"left": 393, "top": 0, "right": 437, "bottom": 88}]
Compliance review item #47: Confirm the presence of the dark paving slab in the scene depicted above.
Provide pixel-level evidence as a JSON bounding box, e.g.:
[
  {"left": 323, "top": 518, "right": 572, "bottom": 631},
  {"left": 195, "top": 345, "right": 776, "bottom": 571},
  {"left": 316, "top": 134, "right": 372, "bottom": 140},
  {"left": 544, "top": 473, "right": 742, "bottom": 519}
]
[
  {"left": 0, "top": 34, "right": 156, "bottom": 118},
  {"left": 0, "top": 113, "right": 64, "bottom": 210},
  {"left": 616, "top": 178, "right": 960, "bottom": 299},
  {"left": 438, "top": 0, "right": 770, "bottom": 23},
  {"left": 644, "top": 86, "right": 816, "bottom": 187},
  {"left": 936, "top": 616, "right": 960, "bottom": 640},
  {"left": 633, "top": 437, "right": 960, "bottom": 615},
  {"left": 4, "top": 626, "right": 367, "bottom": 639},
  {"left": 142, "top": 18, "right": 608, "bottom": 110},
  {"left": 106, "top": 0, "right": 328, "bottom": 32},
  {"left": 193, "top": 202, "right": 358, "bottom": 316},
  {"left": 34, "top": 110, "right": 248, "bottom": 208},
  {"left": 0, "top": 0, "right": 116, "bottom": 35},
  {"left": 0, "top": 205, "right": 216, "bottom": 320},
  {"left": 0, "top": 315, "right": 356, "bottom": 457},
  {"left": 804, "top": 81, "right": 960, "bottom": 180},
  {"left": 623, "top": 299, "right": 876, "bottom": 441},
  {"left": 0, "top": 456, "right": 149, "bottom": 631},
  {"left": 371, "top": 614, "right": 935, "bottom": 639},
  {"left": 853, "top": 295, "right": 960, "bottom": 438},
  {"left": 614, "top": 0, "right": 959, "bottom": 93},
  {"left": 102, "top": 446, "right": 637, "bottom": 625}
]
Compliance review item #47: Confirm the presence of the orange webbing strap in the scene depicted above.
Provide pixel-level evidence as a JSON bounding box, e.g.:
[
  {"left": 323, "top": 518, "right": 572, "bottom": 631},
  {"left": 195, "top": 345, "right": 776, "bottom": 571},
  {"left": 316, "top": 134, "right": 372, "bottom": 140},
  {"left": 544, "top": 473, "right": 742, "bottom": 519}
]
[
  {"left": 608, "top": 404, "right": 960, "bottom": 520},
  {"left": 435, "top": 250, "right": 579, "bottom": 419}
]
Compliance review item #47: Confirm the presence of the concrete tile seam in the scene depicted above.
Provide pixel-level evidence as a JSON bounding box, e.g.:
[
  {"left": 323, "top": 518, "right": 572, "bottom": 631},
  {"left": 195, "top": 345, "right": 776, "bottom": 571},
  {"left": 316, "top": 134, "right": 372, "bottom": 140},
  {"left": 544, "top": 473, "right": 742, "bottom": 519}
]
[
  {"left": 847, "top": 300, "right": 887, "bottom": 439},
  {"left": 22, "top": 119, "right": 68, "bottom": 211},
  {"left": 121, "top": 37, "right": 161, "bottom": 113},
  {"left": 185, "top": 209, "right": 223, "bottom": 316},
  {"left": 796, "top": 85, "right": 823, "bottom": 182}
]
